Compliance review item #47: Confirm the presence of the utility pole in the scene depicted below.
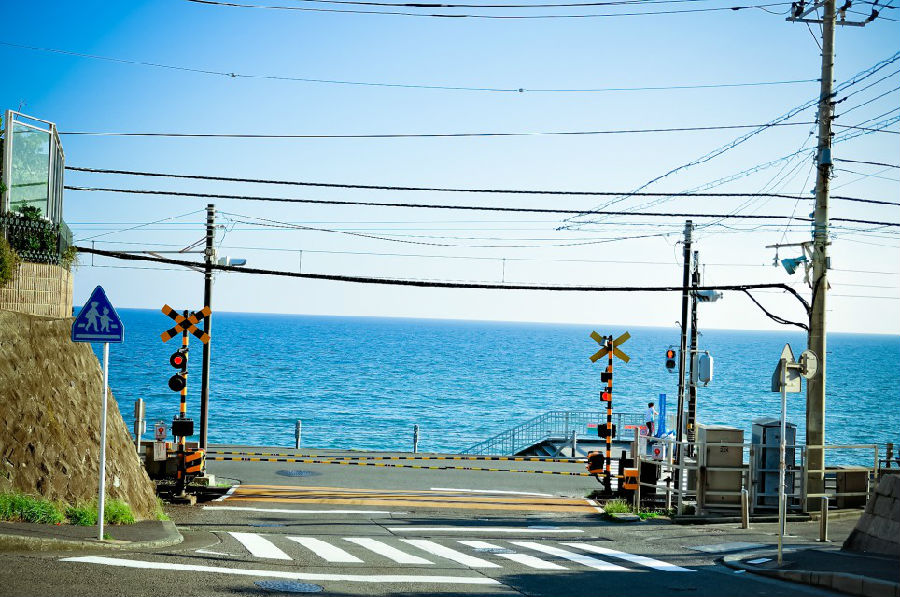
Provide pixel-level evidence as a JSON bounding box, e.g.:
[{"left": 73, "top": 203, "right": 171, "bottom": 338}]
[
  {"left": 806, "top": 1, "right": 835, "bottom": 513},
  {"left": 686, "top": 250, "right": 700, "bottom": 457},
  {"left": 199, "top": 204, "right": 215, "bottom": 451},
  {"left": 787, "top": 0, "right": 840, "bottom": 511},
  {"left": 675, "top": 220, "right": 693, "bottom": 466}
]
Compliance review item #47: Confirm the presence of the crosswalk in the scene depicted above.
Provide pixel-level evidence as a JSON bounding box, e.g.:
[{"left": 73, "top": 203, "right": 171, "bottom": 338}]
[{"left": 222, "top": 532, "right": 693, "bottom": 573}]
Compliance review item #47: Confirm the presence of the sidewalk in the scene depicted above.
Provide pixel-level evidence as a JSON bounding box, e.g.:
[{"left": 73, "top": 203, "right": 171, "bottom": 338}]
[
  {"left": 0, "top": 519, "right": 182, "bottom": 552},
  {"left": 724, "top": 547, "right": 900, "bottom": 597}
]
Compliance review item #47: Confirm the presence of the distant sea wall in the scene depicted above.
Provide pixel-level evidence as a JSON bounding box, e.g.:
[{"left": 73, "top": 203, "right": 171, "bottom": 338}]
[{"left": 0, "top": 262, "right": 72, "bottom": 318}]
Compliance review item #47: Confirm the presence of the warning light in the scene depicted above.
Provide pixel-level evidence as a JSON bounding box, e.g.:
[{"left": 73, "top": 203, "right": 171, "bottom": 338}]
[
  {"left": 168, "top": 373, "right": 186, "bottom": 392},
  {"left": 601, "top": 391, "right": 611, "bottom": 402},
  {"left": 586, "top": 451, "right": 605, "bottom": 475},
  {"left": 169, "top": 348, "right": 188, "bottom": 369},
  {"left": 665, "top": 349, "right": 676, "bottom": 371},
  {"left": 600, "top": 371, "right": 612, "bottom": 382}
]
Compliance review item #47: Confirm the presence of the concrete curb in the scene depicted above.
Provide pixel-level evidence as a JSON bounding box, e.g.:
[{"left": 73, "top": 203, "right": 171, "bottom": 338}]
[
  {"left": 722, "top": 552, "right": 900, "bottom": 597},
  {"left": 0, "top": 520, "right": 183, "bottom": 552}
]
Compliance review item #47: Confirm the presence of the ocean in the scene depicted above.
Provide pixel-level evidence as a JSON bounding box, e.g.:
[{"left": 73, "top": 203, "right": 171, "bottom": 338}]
[{"left": 93, "top": 309, "right": 899, "bottom": 464}]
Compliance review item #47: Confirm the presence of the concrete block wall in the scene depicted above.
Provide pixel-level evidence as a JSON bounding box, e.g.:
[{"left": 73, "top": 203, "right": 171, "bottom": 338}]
[
  {"left": 0, "top": 262, "right": 73, "bottom": 318},
  {"left": 843, "top": 474, "right": 900, "bottom": 557}
]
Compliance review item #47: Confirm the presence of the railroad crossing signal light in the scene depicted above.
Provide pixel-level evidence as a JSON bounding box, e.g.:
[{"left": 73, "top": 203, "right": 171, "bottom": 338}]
[
  {"left": 586, "top": 451, "right": 605, "bottom": 475},
  {"left": 168, "top": 373, "right": 187, "bottom": 392},
  {"left": 169, "top": 348, "right": 188, "bottom": 369},
  {"left": 665, "top": 349, "right": 677, "bottom": 370},
  {"left": 600, "top": 371, "right": 612, "bottom": 382}
]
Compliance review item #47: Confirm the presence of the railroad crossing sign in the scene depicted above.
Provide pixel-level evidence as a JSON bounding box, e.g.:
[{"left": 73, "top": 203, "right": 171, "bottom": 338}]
[
  {"left": 160, "top": 304, "right": 211, "bottom": 344},
  {"left": 589, "top": 330, "right": 631, "bottom": 363}
]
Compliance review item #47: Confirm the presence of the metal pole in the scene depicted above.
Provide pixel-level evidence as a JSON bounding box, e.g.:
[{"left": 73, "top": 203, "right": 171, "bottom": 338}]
[
  {"left": 675, "top": 221, "right": 693, "bottom": 464},
  {"left": 741, "top": 489, "right": 750, "bottom": 529},
  {"left": 98, "top": 343, "right": 109, "bottom": 541},
  {"left": 819, "top": 496, "right": 829, "bottom": 542},
  {"left": 199, "top": 204, "right": 215, "bottom": 451},
  {"left": 805, "top": 0, "right": 835, "bottom": 513},
  {"left": 572, "top": 430, "right": 578, "bottom": 458},
  {"left": 295, "top": 420, "right": 302, "bottom": 449},
  {"left": 687, "top": 250, "right": 700, "bottom": 457},
  {"left": 778, "top": 358, "right": 788, "bottom": 565},
  {"left": 413, "top": 424, "right": 420, "bottom": 454}
]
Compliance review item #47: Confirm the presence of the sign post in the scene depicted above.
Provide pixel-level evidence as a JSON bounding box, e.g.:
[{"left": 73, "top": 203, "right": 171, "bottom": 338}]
[
  {"left": 589, "top": 330, "right": 631, "bottom": 494},
  {"left": 770, "top": 343, "right": 818, "bottom": 565},
  {"left": 71, "top": 286, "right": 124, "bottom": 541}
]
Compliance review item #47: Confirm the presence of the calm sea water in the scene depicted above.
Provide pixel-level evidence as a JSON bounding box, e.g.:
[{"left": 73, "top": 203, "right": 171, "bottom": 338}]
[{"left": 93, "top": 310, "right": 899, "bottom": 464}]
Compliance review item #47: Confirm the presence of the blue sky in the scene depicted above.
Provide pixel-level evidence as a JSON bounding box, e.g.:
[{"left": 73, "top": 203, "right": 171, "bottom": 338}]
[{"left": 3, "top": 0, "right": 898, "bottom": 333}]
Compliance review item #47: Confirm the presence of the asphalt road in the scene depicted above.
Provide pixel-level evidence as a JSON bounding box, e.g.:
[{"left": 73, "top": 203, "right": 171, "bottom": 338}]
[{"left": 0, "top": 454, "right": 852, "bottom": 597}]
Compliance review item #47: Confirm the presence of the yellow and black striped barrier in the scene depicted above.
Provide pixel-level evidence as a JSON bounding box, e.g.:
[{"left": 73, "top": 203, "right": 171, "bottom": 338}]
[
  {"left": 206, "top": 451, "right": 584, "bottom": 464},
  {"left": 185, "top": 449, "right": 205, "bottom": 475},
  {"left": 206, "top": 455, "right": 592, "bottom": 476}
]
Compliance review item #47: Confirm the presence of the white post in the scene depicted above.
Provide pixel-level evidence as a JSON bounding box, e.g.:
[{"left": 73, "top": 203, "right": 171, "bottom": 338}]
[
  {"left": 571, "top": 430, "right": 578, "bottom": 458},
  {"left": 98, "top": 343, "right": 109, "bottom": 541},
  {"left": 778, "top": 358, "right": 788, "bottom": 565},
  {"left": 295, "top": 420, "right": 302, "bottom": 449},
  {"left": 413, "top": 425, "right": 420, "bottom": 454}
]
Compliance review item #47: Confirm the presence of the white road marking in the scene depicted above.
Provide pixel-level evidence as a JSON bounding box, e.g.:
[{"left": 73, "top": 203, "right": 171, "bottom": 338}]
[
  {"left": 585, "top": 499, "right": 604, "bottom": 514},
  {"left": 228, "top": 532, "right": 292, "bottom": 560},
  {"left": 511, "top": 541, "right": 629, "bottom": 571},
  {"left": 214, "top": 484, "right": 239, "bottom": 502},
  {"left": 195, "top": 549, "right": 228, "bottom": 556},
  {"left": 563, "top": 542, "right": 694, "bottom": 572},
  {"left": 60, "top": 556, "right": 500, "bottom": 585},
  {"left": 400, "top": 539, "right": 501, "bottom": 568},
  {"left": 458, "top": 541, "right": 566, "bottom": 570},
  {"left": 344, "top": 538, "right": 434, "bottom": 565},
  {"left": 287, "top": 537, "right": 363, "bottom": 563},
  {"left": 746, "top": 557, "right": 772, "bottom": 565},
  {"left": 429, "top": 487, "right": 554, "bottom": 497},
  {"left": 387, "top": 527, "right": 583, "bottom": 534},
  {"left": 205, "top": 506, "right": 393, "bottom": 514}
]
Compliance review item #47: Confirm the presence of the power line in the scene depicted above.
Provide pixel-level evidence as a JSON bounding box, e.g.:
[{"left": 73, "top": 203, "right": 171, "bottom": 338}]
[
  {"left": 186, "top": 0, "right": 792, "bottom": 19},
  {"left": 282, "top": 0, "right": 740, "bottom": 8},
  {"left": 57, "top": 122, "right": 818, "bottom": 139},
  {"left": 64, "top": 186, "right": 900, "bottom": 225},
  {"left": 64, "top": 167, "right": 896, "bottom": 205},
  {"left": 835, "top": 158, "right": 900, "bottom": 169},
  {"left": 0, "top": 39, "right": 817, "bottom": 94},
  {"left": 75, "top": 245, "right": 812, "bottom": 314}
]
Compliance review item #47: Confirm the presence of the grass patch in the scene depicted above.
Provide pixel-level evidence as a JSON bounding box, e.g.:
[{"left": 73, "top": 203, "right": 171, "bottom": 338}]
[
  {"left": 104, "top": 500, "right": 135, "bottom": 525},
  {"left": 0, "top": 493, "right": 65, "bottom": 524},
  {"left": 65, "top": 504, "right": 97, "bottom": 526},
  {"left": 155, "top": 498, "right": 170, "bottom": 522},
  {"left": 602, "top": 499, "right": 631, "bottom": 514}
]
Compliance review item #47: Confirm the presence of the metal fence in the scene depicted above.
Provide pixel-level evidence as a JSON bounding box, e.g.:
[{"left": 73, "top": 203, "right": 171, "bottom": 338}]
[{"left": 1, "top": 211, "right": 72, "bottom": 265}]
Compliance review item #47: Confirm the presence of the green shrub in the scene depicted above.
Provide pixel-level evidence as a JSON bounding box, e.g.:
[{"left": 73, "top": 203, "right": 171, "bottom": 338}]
[
  {"left": 155, "top": 497, "right": 170, "bottom": 521},
  {"left": 0, "top": 492, "right": 65, "bottom": 524},
  {"left": 0, "top": 236, "right": 19, "bottom": 287}
]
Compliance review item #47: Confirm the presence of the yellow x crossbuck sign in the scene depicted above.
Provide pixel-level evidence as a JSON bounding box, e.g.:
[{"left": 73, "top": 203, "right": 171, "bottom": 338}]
[
  {"left": 160, "top": 304, "right": 212, "bottom": 344},
  {"left": 589, "top": 330, "right": 631, "bottom": 363}
]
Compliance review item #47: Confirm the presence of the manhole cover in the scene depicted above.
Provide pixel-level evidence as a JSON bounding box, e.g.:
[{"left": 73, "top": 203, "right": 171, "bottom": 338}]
[
  {"left": 277, "top": 470, "right": 317, "bottom": 477},
  {"left": 255, "top": 580, "right": 324, "bottom": 593},
  {"left": 474, "top": 547, "right": 513, "bottom": 554}
]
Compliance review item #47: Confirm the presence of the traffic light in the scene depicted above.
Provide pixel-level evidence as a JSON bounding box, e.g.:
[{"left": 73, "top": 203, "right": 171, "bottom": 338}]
[
  {"left": 600, "top": 371, "right": 612, "bottom": 382},
  {"left": 168, "top": 348, "right": 188, "bottom": 392},
  {"left": 665, "top": 348, "right": 676, "bottom": 370},
  {"left": 586, "top": 451, "right": 605, "bottom": 475}
]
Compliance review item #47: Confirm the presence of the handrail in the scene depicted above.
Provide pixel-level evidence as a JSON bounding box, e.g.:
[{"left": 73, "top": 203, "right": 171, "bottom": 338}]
[{"left": 459, "top": 410, "right": 648, "bottom": 455}]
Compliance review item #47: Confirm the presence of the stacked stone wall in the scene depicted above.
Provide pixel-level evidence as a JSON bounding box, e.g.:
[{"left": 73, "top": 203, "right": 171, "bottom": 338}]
[
  {"left": 0, "top": 262, "right": 73, "bottom": 318},
  {"left": 843, "top": 474, "right": 900, "bottom": 557}
]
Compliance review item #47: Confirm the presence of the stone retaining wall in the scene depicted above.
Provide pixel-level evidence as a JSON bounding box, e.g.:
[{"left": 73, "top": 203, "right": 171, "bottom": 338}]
[{"left": 843, "top": 474, "right": 900, "bottom": 557}]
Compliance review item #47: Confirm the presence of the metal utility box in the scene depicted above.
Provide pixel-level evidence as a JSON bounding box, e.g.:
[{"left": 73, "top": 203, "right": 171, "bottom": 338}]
[
  {"left": 752, "top": 417, "right": 797, "bottom": 508},
  {"left": 698, "top": 424, "right": 744, "bottom": 507}
]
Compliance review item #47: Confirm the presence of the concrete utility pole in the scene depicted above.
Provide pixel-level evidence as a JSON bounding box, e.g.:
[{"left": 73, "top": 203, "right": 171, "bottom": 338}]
[
  {"left": 675, "top": 220, "right": 693, "bottom": 464},
  {"left": 686, "top": 250, "right": 700, "bottom": 456},
  {"left": 199, "top": 204, "right": 215, "bottom": 450},
  {"left": 806, "top": 0, "right": 836, "bottom": 511}
]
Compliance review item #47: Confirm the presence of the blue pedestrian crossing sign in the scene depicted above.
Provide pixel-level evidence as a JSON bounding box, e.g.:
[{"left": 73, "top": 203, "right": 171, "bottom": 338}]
[{"left": 72, "top": 286, "right": 125, "bottom": 343}]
